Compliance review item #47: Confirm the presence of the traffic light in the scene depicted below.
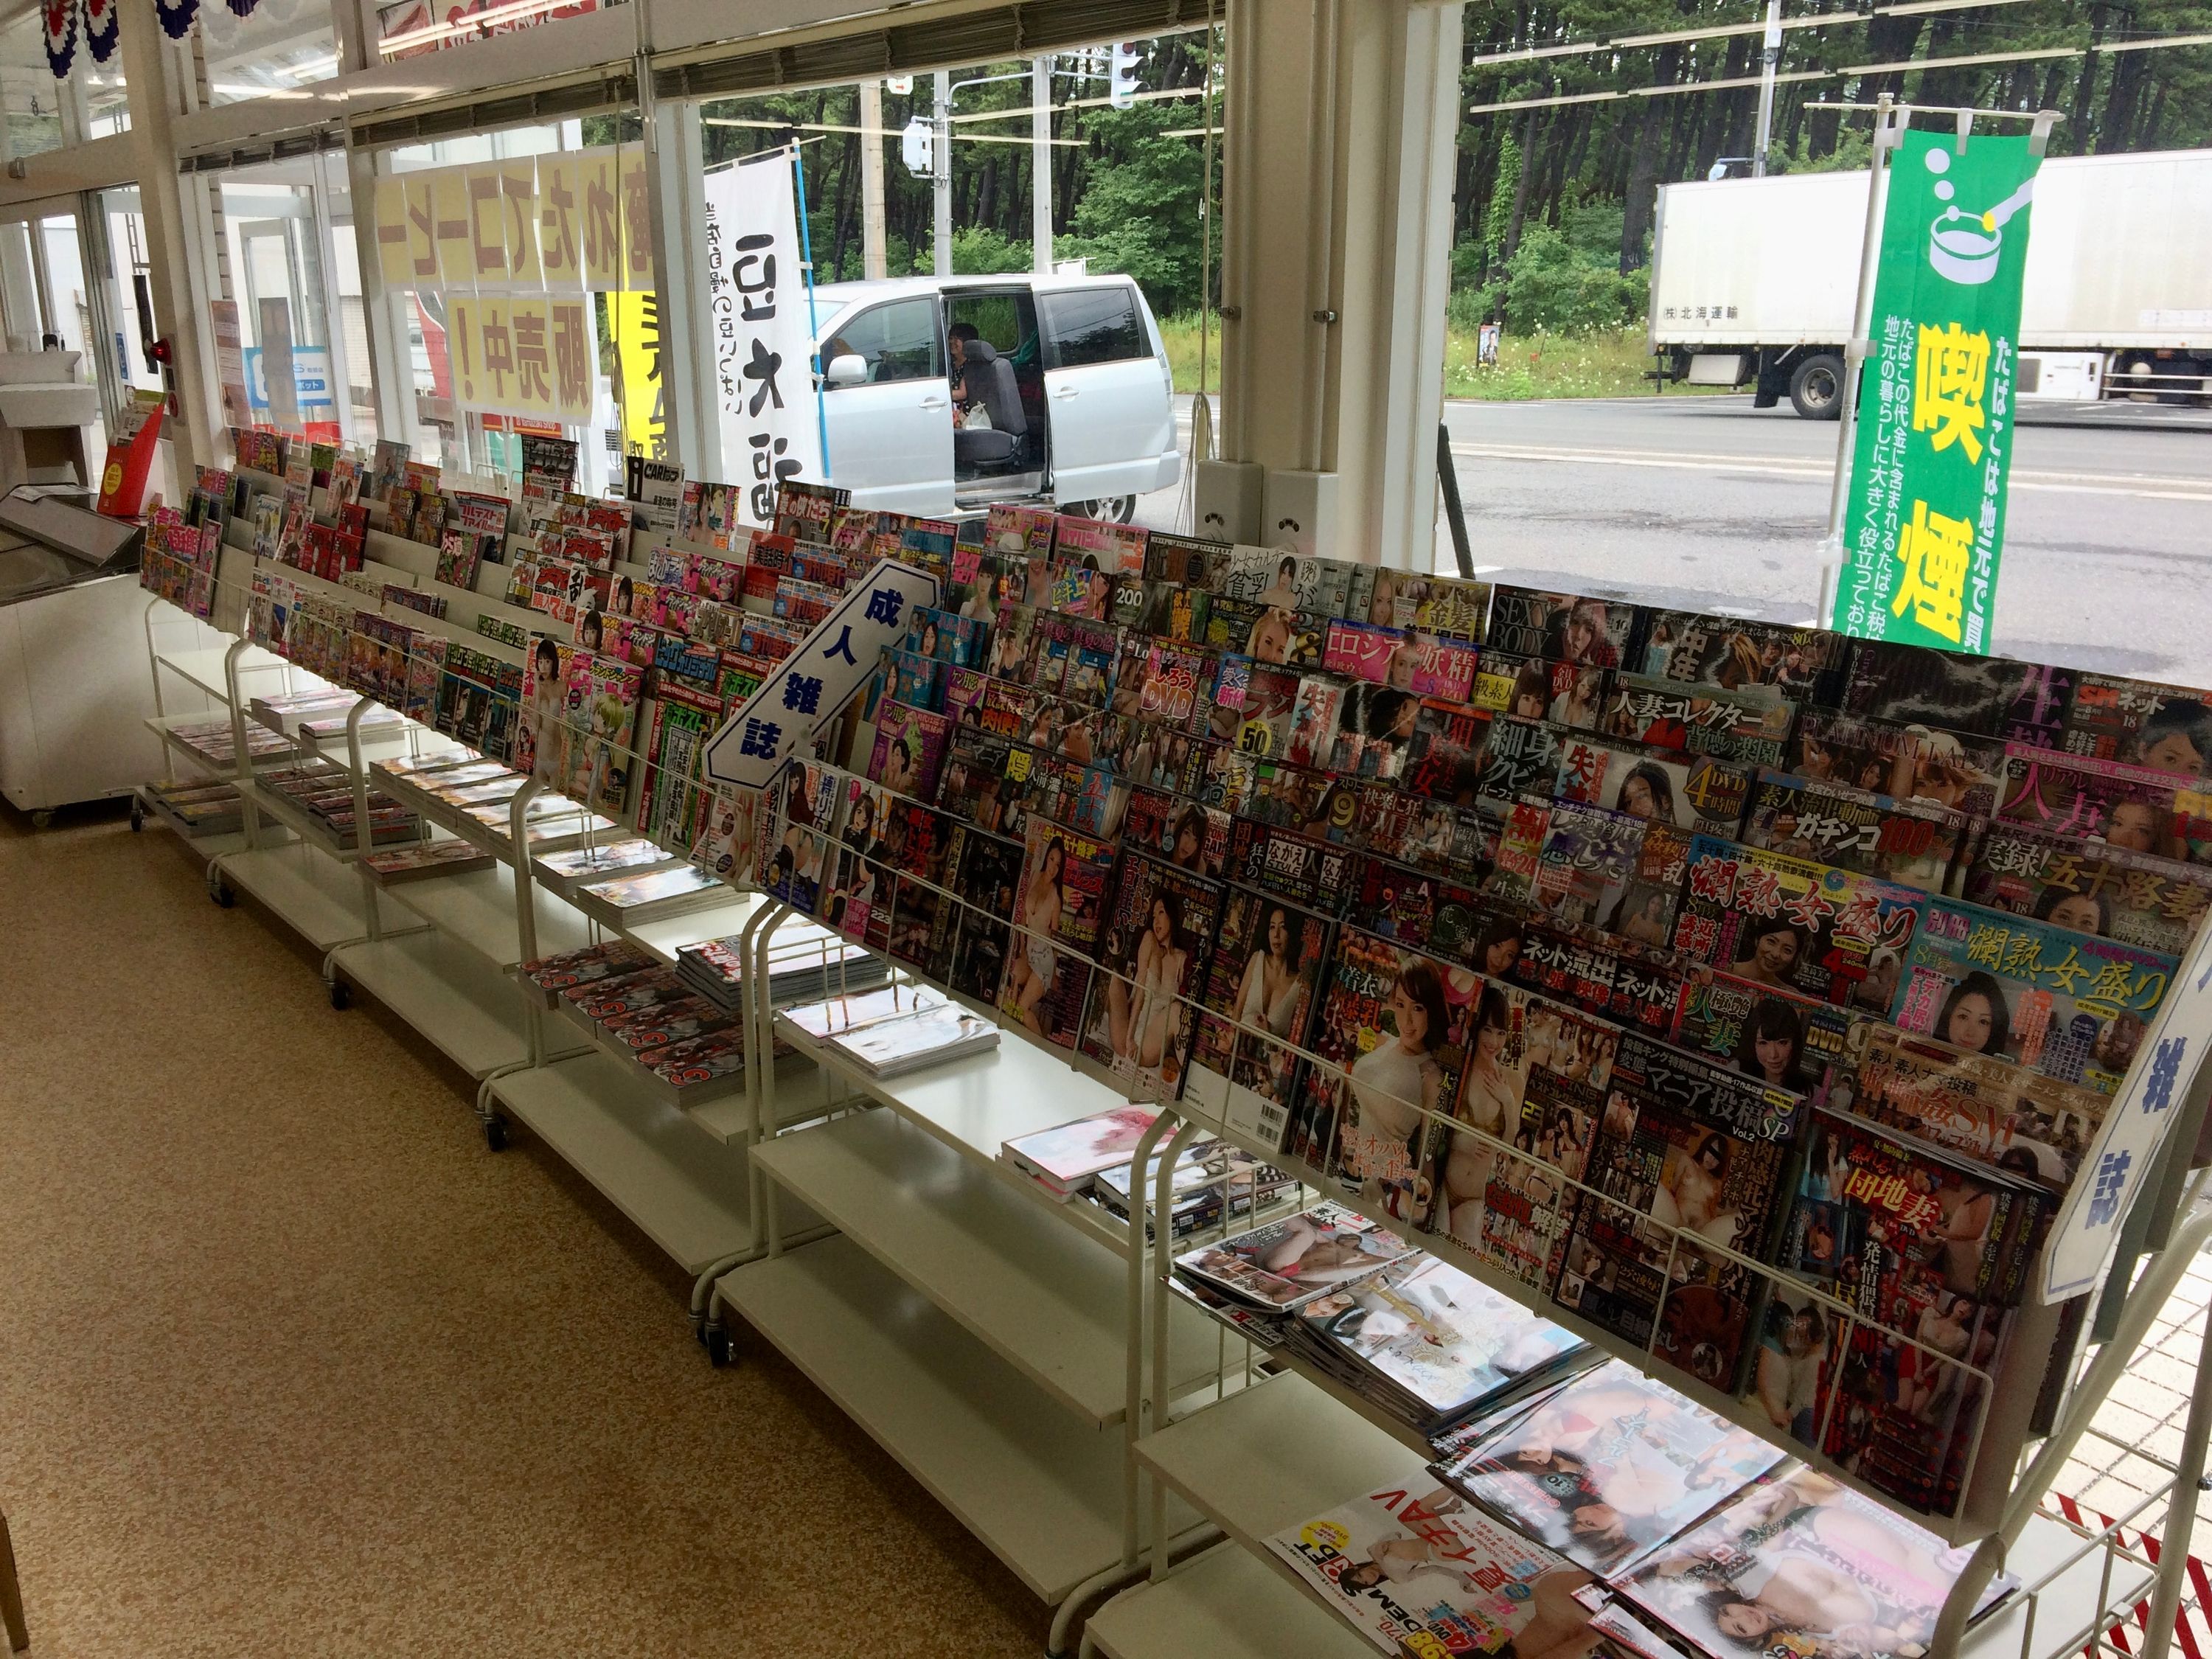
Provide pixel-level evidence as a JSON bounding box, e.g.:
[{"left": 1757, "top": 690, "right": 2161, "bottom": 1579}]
[
  {"left": 1109, "top": 41, "right": 1139, "bottom": 109},
  {"left": 900, "top": 116, "right": 933, "bottom": 178}
]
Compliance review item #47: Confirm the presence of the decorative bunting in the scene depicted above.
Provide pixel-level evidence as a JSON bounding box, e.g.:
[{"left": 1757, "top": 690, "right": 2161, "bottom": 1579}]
[
  {"left": 42, "top": 0, "right": 77, "bottom": 78},
  {"left": 154, "top": 0, "right": 199, "bottom": 40},
  {"left": 224, "top": 0, "right": 255, "bottom": 15},
  {"left": 83, "top": 0, "right": 114, "bottom": 61}
]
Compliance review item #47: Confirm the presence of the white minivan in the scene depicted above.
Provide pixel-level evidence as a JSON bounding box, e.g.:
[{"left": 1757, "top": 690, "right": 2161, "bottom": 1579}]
[{"left": 808, "top": 273, "right": 1181, "bottom": 523}]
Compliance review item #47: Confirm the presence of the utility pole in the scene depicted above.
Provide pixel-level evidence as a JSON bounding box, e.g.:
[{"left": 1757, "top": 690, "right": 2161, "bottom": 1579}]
[
  {"left": 933, "top": 69, "right": 953, "bottom": 277},
  {"left": 858, "top": 80, "right": 888, "bottom": 279},
  {"left": 1752, "top": 0, "right": 1784, "bottom": 176},
  {"left": 1032, "top": 56, "right": 1053, "bottom": 274}
]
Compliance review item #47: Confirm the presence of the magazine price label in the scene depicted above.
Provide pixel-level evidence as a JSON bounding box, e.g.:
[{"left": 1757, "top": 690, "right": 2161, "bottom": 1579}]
[
  {"left": 702, "top": 560, "right": 942, "bottom": 790},
  {"left": 2041, "top": 916, "right": 2212, "bottom": 1302}
]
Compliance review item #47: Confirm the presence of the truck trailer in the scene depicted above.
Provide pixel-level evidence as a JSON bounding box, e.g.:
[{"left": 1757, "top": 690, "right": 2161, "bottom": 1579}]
[{"left": 1648, "top": 147, "right": 2212, "bottom": 417}]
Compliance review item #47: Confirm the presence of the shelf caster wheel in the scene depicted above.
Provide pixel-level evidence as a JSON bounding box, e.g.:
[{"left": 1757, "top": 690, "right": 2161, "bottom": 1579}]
[
  {"left": 328, "top": 979, "right": 352, "bottom": 1011},
  {"left": 206, "top": 869, "right": 235, "bottom": 907},
  {"left": 482, "top": 1113, "right": 508, "bottom": 1152},
  {"left": 705, "top": 1324, "right": 732, "bottom": 1368},
  {"left": 29, "top": 809, "right": 52, "bottom": 830},
  {"left": 131, "top": 803, "right": 145, "bottom": 831}
]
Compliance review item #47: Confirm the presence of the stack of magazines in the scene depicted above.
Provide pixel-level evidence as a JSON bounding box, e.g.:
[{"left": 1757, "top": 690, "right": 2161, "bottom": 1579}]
[
  {"left": 1172, "top": 1203, "right": 1418, "bottom": 1314},
  {"left": 140, "top": 779, "right": 243, "bottom": 838},
  {"left": 1281, "top": 1253, "right": 1591, "bottom": 1442},
  {"left": 1002, "top": 1105, "right": 1165, "bottom": 1200},
  {"left": 678, "top": 922, "right": 892, "bottom": 1013},
  {"left": 824, "top": 1002, "right": 999, "bottom": 1079},
  {"left": 518, "top": 940, "right": 751, "bottom": 1104},
  {"left": 1084, "top": 1138, "right": 1299, "bottom": 1242}
]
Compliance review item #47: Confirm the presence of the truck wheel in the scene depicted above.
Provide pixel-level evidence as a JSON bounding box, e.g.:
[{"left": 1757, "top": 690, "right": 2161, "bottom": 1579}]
[{"left": 1789, "top": 354, "right": 1846, "bottom": 421}]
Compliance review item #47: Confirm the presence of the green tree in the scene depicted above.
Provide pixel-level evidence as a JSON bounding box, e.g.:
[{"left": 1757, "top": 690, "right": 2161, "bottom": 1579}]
[{"left": 1058, "top": 102, "right": 1220, "bottom": 314}]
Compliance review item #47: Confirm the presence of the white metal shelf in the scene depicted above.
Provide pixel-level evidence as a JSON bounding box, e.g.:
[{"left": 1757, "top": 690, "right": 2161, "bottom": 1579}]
[
  {"left": 487, "top": 1051, "right": 773, "bottom": 1274},
  {"left": 751, "top": 1109, "right": 1223, "bottom": 1427},
  {"left": 622, "top": 894, "right": 763, "bottom": 964},
  {"left": 551, "top": 999, "right": 824, "bottom": 1145},
  {"left": 153, "top": 643, "right": 301, "bottom": 706},
  {"left": 719, "top": 1234, "right": 1197, "bottom": 1606},
  {"left": 1084, "top": 1541, "right": 1370, "bottom": 1659},
  {"left": 385, "top": 863, "right": 597, "bottom": 972},
  {"left": 771, "top": 1012, "right": 1141, "bottom": 1258},
  {"left": 217, "top": 841, "right": 389, "bottom": 952},
  {"left": 331, "top": 930, "right": 534, "bottom": 1079}
]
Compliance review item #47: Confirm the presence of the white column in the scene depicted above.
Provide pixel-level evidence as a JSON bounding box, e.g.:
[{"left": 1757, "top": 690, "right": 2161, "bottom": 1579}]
[
  {"left": 1032, "top": 56, "right": 1052, "bottom": 274},
  {"left": 1214, "top": 0, "right": 1463, "bottom": 567},
  {"left": 119, "top": 0, "right": 220, "bottom": 469}
]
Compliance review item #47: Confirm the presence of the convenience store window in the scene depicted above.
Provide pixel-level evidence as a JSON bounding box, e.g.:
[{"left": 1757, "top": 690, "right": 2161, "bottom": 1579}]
[
  {"left": 0, "top": 15, "right": 130, "bottom": 155},
  {"left": 195, "top": 0, "right": 340, "bottom": 105},
  {"left": 372, "top": 111, "right": 654, "bottom": 494},
  {"left": 209, "top": 150, "right": 369, "bottom": 445}
]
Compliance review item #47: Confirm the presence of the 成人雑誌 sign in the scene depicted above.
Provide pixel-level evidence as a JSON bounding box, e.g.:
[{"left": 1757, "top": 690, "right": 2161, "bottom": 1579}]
[
  {"left": 1831, "top": 129, "right": 2041, "bottom": 656},
  {"left": 700, "top": 560, "right": 942, "bottom": 790}
]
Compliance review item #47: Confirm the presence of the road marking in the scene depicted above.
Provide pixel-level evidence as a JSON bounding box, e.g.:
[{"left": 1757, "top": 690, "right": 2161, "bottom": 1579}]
[{"left": 1449, "top": 443, "right": 2212, "bottom": 503}]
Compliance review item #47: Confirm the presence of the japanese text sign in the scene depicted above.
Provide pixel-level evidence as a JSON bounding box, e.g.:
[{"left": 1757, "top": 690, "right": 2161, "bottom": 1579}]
[
  {"left": 701, "top": 560, "right": 941, "bottom": 789},
  {"left": 365, "top": 147, "right": 653, "bottom": 300},
  {"left": 700, "top": 149, "right": 825, "bottom": 532},
  {"left": 2041, "top": 915, "right": 2212, "bottom": 1302},
  {"left": 1832, "top": 130, "right": 2041, "bottom": 656}
]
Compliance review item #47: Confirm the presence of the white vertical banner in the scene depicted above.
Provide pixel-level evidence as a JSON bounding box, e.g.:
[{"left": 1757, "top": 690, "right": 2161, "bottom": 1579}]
[{"left": 700, "top": 150, "right": 823, "bottom": 532}]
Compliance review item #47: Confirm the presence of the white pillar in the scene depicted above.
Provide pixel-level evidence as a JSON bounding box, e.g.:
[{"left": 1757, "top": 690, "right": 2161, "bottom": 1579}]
[
  {"left": 1214, "top": 0, "right": 1462, "bottom": 566},
  {"left": 1032, "top": 56, "right": 1053, "bottom": 274},
  {"left": 119, "top": 0, "right": 220, "bottom": 469},
  {"left": 932, "top": 71, "right": 952, "bottom": 278},
  {"left": 859, "top": 81, "right": 888, "bottom": 281}
]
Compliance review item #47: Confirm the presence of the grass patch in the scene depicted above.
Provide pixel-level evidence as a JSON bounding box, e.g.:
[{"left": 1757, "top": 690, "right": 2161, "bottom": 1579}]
[{"left": 1156, "top": 317, "right": 1730, "bottom": 402}]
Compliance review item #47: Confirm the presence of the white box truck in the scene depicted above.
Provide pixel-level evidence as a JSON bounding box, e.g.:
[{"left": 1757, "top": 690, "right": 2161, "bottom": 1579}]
[{"left": 1648, "top": 147, "right": 2212, "bottom": 417}]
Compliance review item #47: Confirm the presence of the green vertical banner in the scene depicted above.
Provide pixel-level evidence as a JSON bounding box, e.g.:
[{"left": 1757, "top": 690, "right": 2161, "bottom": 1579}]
[{"left": 1831, "top": 130, "right": 2042, "bottom": 653}]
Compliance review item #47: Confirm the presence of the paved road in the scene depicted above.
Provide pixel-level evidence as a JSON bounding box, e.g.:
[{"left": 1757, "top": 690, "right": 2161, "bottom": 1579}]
[{"left": 1140, "top": 394, "right": 2212, "bottom": 685}]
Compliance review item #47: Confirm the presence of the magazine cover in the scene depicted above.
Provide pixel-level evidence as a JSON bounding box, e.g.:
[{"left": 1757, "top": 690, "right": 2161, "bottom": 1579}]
[
  {"left": 1742, "top": 768, "right": 1970, "bottom": 892},
  {"left": 1823, "top": 1020, "right": 2109, "bottom": 1191},
  {"left": 1553, "top": 731, "right": 1753, "bottom": 839},
  {"left": 515, "top": 636, "right": 579, "bottom": 787},
  {"left": 1613, "top": 1465, "right": 2000, "bottom": 1659},
  {"left": 1604, "top": 672, "right": 1796, "bottom": 768},
  {"left": 1293, "top": 1253, "right": 1587, "bottom": 1431},
  {"left": 1268, "top": 1477, "right": 1600, "bottom": 1659},
  {"left": 869, "top": 700, "right": 953, "bottom": 801},
  {"left": 1486, "top": 586, "right": 1635, "bottom": 668},
  {"left": 1433, "top": 1357, "right": 1784, "bottom": 1577},
  {"left": 1670, "top": 967, "right": 1854, "bottom": 1096},
  {"left": 947, "top": 827, "right": 1024, "bottom": 1002},
  {"left": 1893, "top": 897, "right": 2177, "bottom": 1094},
  {"left": 1121, "top": 787, "right": 1232, "bottom": 880},
  {"left": 1794, "top": 707, "right": 2006, "bottom": 820},
  {"left": 1224, "top": 818, "right": 1359, "bottom": 916},
  {"left": 1402, "top": 700, "right": 1494, "bottom": 807},
  {"left": 1840, "top": 639, "right": 2046, "bottom": 737},
  {"left": 2060, "top": 671, "right": 2212, "bottom": 775},
  {"left": 1961, "top": 818, "right": 2212, "bottom": 956},
  {"left": 758, "top": 760, "right": 844, "bottom": 916},
  {"left": 1476, "top": 715, "right": 1566, "bottom": 821},
  {"left": 1510, "top": 920, "right": 1680, "bottom": 1040},
  {"left": 1302, "top": 931, "right": 1482, "bottom": 1231},
  {"left": 1997, "top": 742, "right": 2212, "bottom": 866},
  {"left": 1420, "top": 976, "right": 1534, "bottom": 1260},
  {"left": 1640, "top": 611, "right": 1846, "bottom": 702},
  {"left": 1343, "top": 855, "right": 1500, "bottom": 971},
  {"left": 998, "top": 818, "right": 1116, "bottom": 1049},
  {"left": 1528, "top": 801, "right": 1694, "bottom": 945},
  {"left": 821, "top": 777, "right": 895, "bottom": 949},
  {"left": 886, "top": 870, "right": 960, "bottom": 980},
  {"left": 1556, "top": 1034, "right": 1800, "bottom": 1391},
  {"left": 1673, "top": 836, "right": 1927, "bottom": 1012},
  {"left": 561, "top": 653, "right": 645, "bottom": 816},
  {"left": 1186, "top": 886, "right": 1333, "bottom": 1151},
  {"left": 1173, "top": 1201, "right": 1413, "bottom": 1310},
  {"left": 1077, "top": 852, "right": 1223, "bottom": 1094},
  {"left": 1002, "top": 1104, "right": 1163, "bottom": 1194}
]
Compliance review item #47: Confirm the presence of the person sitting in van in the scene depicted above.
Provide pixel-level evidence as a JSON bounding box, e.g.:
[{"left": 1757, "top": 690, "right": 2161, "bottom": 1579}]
[{"left": 947, "top": 322, "right": 981, "bottom": 411}]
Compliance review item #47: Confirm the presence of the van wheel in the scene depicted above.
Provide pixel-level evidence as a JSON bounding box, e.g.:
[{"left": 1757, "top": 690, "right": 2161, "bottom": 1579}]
[
  {"left": 1789, "top": 354, "right": 1846, "bottom": 420},
  {"left": 1068, "top": 495, "right": 1137, "bottom": 524}
]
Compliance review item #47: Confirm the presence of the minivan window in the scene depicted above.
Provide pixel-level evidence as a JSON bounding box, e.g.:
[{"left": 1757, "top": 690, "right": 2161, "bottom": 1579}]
[
  {"left": 1041, "top": 287, "right": 1145, "bottom": 369},
  {"left": 822, "top": 296, "right": 941, "bottom": 386}
]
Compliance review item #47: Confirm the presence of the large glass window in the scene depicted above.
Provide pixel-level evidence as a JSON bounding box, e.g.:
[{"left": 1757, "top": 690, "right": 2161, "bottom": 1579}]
[
  {"left": 210, "top": 152, "right": 365, "bottom": 445},
  {"left": 373, "top": 111, "right": 651, "bottom": 493},
  {"left": 0, "top": 16, "right": 129, "bottom": 156},
  {"left": 195, "top": 0, "right": 340, "bottom": 105}
]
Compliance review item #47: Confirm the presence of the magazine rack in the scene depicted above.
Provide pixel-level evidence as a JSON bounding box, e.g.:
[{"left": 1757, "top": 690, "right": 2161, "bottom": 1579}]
[{"left": 742, "top": 749, "right": 2212, "bottom": 1659}]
